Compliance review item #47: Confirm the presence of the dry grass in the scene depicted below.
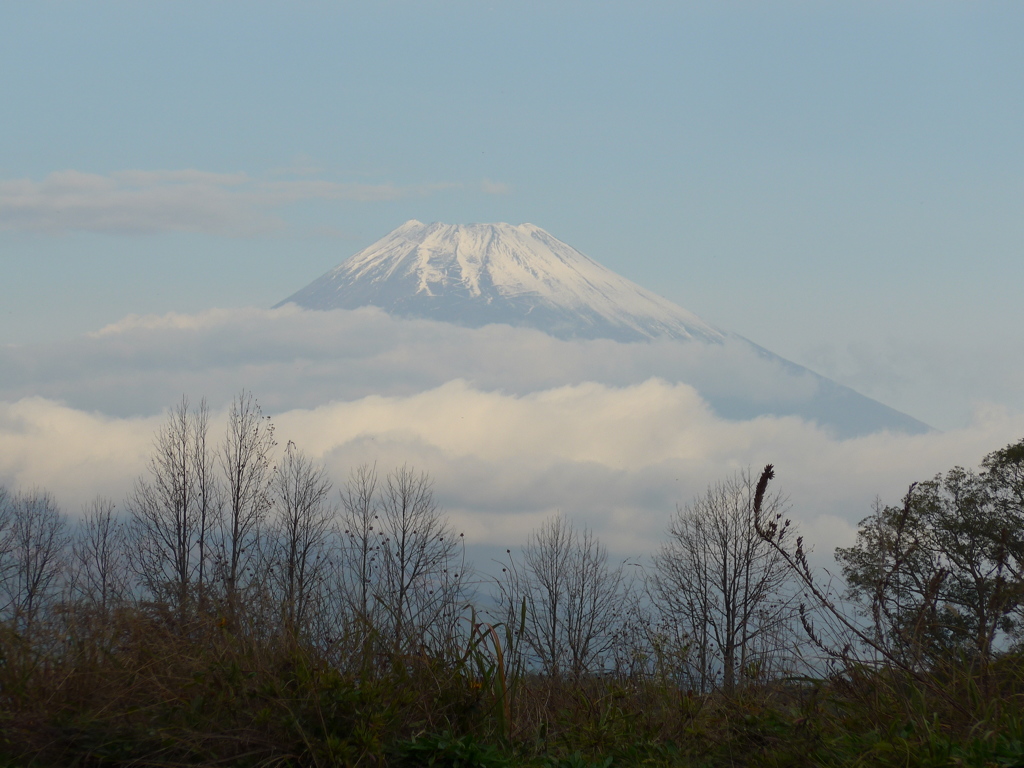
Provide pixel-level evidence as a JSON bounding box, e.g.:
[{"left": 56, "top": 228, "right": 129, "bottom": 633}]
[{"left": 4, "top": 600, "right": 1023, "bottom": 768}]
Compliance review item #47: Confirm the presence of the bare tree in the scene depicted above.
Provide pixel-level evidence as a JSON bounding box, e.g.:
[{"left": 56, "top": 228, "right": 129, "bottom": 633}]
[
  {"left": 652, "top": 470, "right": 796, "bottom": 694},
  {"left": 128, "top": 397, "right": 219, "bottom": 618},
  {"left": 70, "top": 497, "right": 130, "bottom": 614},
  {"left": 501, "top": 515, "right": 630, "bottom": 680},
  {"left": 269, "top": 442, "right": 333, "bottom": 640},
  {"left": 0, "top": 486, "right": 12, "bottom": 597},
  {"left": 217, "top": 390, "right": 276, "bottom": 608},
  {"left": 0, "top": 489, "right": 69, "bottom": 637},
  {"left": 340, "top": 465, "right": 470, "bottom": 657},
  {"left": 337, "top": 463, "right": 383, "bottom": 637},
  {"left": 192, "top": 399, "right": 219, "bottom": 608}
]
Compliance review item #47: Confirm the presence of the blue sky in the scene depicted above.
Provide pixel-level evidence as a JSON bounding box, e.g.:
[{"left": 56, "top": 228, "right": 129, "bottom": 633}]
[{"left": 2, "top": 1, "right": 1023, "bottom": 431}]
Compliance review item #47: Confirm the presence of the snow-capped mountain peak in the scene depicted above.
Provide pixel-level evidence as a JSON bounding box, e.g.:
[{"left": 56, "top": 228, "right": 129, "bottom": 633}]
[{"left": 278, "top": 220, "right": 725, "bottom": 343}]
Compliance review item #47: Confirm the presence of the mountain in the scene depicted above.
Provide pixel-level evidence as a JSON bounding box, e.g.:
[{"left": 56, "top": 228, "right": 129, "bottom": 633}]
[
  {"left": 278, "top": 220, "right": 725, "bottom": 344},
  {"left": 277, "top": 220, "right": 931, "bottom": 437}
]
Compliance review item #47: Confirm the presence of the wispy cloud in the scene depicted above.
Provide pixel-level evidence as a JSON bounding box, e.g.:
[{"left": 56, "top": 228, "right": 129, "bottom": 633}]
[
  {"left": 0, "top": 170, "right": 274, "bottom": 235},
  {"left": 800, "top": 336, "right": 1024, "bottom": 431},
  {"left": 0, "top": 169, "right": 461, "bottom": 236},
  {"left": 481, "top": 178, "right": 512, "bottom": 195},
  {"left": 258, "top": 179, "right": 457, "bottom": 203}
]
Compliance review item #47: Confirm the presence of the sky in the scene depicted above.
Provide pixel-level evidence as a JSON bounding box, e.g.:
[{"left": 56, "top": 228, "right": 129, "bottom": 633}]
[{"left": 2, "top": 2, "right": 1024, "bottom": 560}]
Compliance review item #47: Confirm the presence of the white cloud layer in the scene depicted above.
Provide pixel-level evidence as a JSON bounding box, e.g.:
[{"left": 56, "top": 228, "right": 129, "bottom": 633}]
[
  {"left": 0, "top": 170, "right": 463, "bottom": 235},
  {"left": 1, "top": 383, "right": 1022, "bottom": 564},
  {"left": 0, "top": 306, "right": 826, "bottom": 418},
  {"left": 3, "top": 306, "right": 1024, "bottom": 565}
]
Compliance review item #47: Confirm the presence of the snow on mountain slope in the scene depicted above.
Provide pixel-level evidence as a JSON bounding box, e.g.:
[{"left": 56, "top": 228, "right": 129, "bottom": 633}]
[
  {"left": 277, "top": 220, "right": 931, "bottom": 437},
  {"left": 277, "top": 220, "right": 725, "bottom": 343}
]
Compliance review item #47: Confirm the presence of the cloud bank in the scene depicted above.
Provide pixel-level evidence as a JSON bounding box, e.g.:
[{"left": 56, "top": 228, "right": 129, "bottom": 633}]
[
  {"left": 2, "top": 306, "right": 1022, "bottom": 562},
  {"left": 0, "top": 306, "right": 825, "bottom": 418}
]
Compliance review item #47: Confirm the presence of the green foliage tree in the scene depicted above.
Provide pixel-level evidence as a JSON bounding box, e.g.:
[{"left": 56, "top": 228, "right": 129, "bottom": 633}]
[{"left": 836, "top": 438, "right": 1024, "bottom": 665}]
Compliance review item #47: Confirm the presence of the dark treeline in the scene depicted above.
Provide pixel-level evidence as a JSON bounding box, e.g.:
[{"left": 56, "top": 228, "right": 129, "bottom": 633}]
[{"left": 2, "top": 391, "right": 1024, "bottom": 767}]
